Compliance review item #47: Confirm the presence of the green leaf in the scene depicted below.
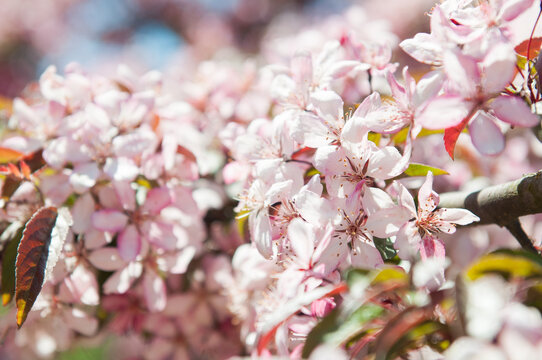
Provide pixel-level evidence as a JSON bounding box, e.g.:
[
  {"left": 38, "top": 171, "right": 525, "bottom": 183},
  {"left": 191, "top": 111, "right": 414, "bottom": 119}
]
[
  {"left": 345, "top": 268, "right": 370, "bottom": 289},
  {"left": 516, "top": 54, "right": 528, "bottom": 70},
  {"left": 323, "top": 304, "right": 385, "bottom": 346},
  {"left": 1, "top": 226, "right": 24, "bottom": 305},
  {"left": 57, "top": 341, "right": 111, "bottom": 360},
  {"left": 302, "top": 308, "right": 340, "bottom": 358},
  {"left": 392, "top": 128, "right": 442, "bottom": 144},
  {"left": 304, "top": 167, "right": 321, "bottom": 178},
  {"left": 466, "top": 250, "right": 542, "bottom": 281},
  {"left": 385, "top": 320, "right": 449, "bottom": 359},
  {"left": 404, "top": 163, "right": 448, "bottom": 177},
  {"left": 525, "top": 284, "right": 542, "bottom": 312},
  {"left": 235, "top": 210, "right": 250, "bottom": 240},
  {"left": 302, "top": 304, "right": 385, "bottom": 358},
  {"left": 374, "top": 237, "right": 397, "bottom": 261},
  {"left": 374, "top": 307, "right": 431, "bottom": 360},
  {"left": 368, "top": 132, "right": 381, "bottom": 146},
  {"left": 371, "top": 267, "right": 408, "bottom": 286}
]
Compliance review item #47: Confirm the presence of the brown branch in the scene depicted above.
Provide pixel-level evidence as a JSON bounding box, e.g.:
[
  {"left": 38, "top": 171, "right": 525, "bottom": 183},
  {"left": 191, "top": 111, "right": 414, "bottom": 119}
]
[
  {"left": 439, "top": 170, "right": 542, "bottom": 254},
  {"left": 504, "top": 219, "right": 539, "bottom": 254}
]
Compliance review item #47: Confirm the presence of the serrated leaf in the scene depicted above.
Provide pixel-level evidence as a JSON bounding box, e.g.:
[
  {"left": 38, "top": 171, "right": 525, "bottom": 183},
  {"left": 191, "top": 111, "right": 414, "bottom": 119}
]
[
  {"left": 15, "top": 207, "right": 59, "bottom": 328},
  {"left": 404, "top": 163, "right": 448, "bottom": 177},
  {"left": 1, "top": 226, "right": 24, "bottom": 305},
  {"left": 466, "top": 250, "right": 542, "bottom": 281}
]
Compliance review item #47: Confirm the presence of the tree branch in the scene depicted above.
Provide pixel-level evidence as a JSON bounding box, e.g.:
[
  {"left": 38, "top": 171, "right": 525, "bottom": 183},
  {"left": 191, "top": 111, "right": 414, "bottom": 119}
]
[
  {"left": 439, "top": 170, "right": 542, "bottom": 254},
  {"left": 439, "top": 171, "right": 542, "bottom": 226}
]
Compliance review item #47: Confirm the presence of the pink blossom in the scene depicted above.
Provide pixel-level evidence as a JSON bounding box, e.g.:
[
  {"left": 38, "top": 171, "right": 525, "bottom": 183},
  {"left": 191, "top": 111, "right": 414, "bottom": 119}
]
[{"left": 395, "top": 172, "right": 479, "bottom": 260}]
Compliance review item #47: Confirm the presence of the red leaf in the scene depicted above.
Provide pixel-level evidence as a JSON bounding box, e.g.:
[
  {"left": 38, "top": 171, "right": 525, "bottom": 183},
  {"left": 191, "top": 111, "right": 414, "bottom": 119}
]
[
  {"left": 7, "top": 163, "right": 21, "bottom": 178},
  {"left": 515, "top": 37, "right": 542, "bottom": 60},
  {"left": 291, "top": 147, "right": 316, "bottom": 160},
  {"left": 15, "top": 207, "right": 58, "bottom": 328},
  {"left": 19, "top": 161, "right": 31, "bottom": 179},
  {"left": 0, "top": 147, "right": 24, "bottom": 164},
  {"left": 443, "top": 117, "right": 469, "bottom": 160},
  {"left": 176, "top": 145, "right": 197, "bottom": 163}
]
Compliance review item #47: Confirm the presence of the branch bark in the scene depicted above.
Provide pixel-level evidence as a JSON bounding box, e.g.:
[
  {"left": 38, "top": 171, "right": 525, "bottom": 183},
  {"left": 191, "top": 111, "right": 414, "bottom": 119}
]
[
  {"left": 439, "top": 171, "right": 542, "bottom": 253},
  {"left": 439, "top": 171, "right": 542, "bottom": 225}
]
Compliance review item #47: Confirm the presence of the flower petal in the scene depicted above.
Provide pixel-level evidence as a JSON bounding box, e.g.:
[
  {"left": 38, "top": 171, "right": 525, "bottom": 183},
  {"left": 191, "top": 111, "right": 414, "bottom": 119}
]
[
  {"left": 491, "top": 95, "right": 540, "bottom": 127},
  {"left": 468, "top": 110, "right": 505, "bottom": 156},
  {"left": 142, "top": 187, "right": 172, "bottom": 215},
  {"left": 103, "top": 262, "right": 143, "bottom": 294},
  {"left": 288, "top": 219, "right": 314, "bottom": 268},
  {"left": 91, "top": 210, "right": 128, "bottom": 233},
  {"left": 143, "top": 270, "right": 167, "bottom": 312},
  {"left": 88, "top": 247, "right": 126, "bottom": 271},
  {"left": 117, "top": 225, "right": 141, "bottom": 262},
  {"left": 419, "top": 234, "right": 445, "bottom": 260},
  {"left": 250, "top": 211, "right": 273, "bottom": 259},
  {"left": 417, "top": 95, "right": 473, "bottom": 130},
  {"left": 482, "top": 44, "right": 516, "bottom": 94},
  {"left": 418, "top": 172, "right": 439, "bottom": 216},
  {"left": 436, "top": 208, "right": 480, "bottom": 225}
]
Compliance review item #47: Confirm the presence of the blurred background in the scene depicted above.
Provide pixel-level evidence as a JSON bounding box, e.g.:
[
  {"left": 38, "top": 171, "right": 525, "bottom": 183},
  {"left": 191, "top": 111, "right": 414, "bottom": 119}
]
[{"left": 0, "top": 0, "right": 437, "bottom": 98}]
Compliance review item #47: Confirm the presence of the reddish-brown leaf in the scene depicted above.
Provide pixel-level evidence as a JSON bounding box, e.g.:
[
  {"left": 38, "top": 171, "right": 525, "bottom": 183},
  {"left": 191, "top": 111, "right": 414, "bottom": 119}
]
[
  {"left": 15, "top": 207, "right": 58, "bottom": 328},
  {"left": 1, "top": 177, "right": 23, "bottom": 201},
  {"left": 0, "top": 150, "right": 46, "bottom": 203},
  {"left": 444, "top": 117, "right": 470, "bottom": 159},
  {"left": 515, "top": 37, "right": 542, "bottom": 59},
  {"left": 21, "top": 150, "right": 45, "bottom": 174}
]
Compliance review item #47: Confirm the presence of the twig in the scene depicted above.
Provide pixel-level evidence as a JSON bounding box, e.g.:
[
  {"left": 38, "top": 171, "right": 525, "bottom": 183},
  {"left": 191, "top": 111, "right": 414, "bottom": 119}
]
[{"left": 504, "top": 219, "right": 539, "bottom": 254}]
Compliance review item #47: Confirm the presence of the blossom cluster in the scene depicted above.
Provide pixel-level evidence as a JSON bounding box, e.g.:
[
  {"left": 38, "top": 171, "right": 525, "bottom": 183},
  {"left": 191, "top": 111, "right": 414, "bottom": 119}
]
[
  {"left": 0, "top": 63, "right": 238, "bottom": 358},
  {"left": 0, "top": 0, "right": 541, "bottom": 359}
]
